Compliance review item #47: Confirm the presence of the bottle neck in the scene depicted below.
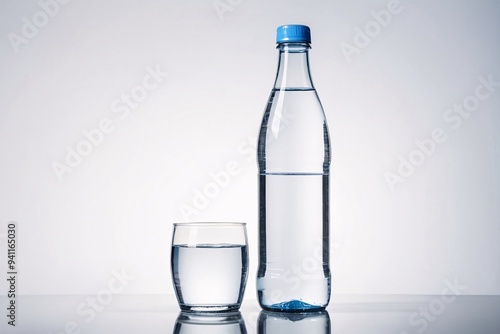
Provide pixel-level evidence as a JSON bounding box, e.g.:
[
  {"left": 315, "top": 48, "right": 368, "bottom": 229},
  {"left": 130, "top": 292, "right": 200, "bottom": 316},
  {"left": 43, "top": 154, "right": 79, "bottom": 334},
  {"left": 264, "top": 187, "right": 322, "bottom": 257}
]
[{"left": 273, "top": 43, "right": 314, "bottom": 90}]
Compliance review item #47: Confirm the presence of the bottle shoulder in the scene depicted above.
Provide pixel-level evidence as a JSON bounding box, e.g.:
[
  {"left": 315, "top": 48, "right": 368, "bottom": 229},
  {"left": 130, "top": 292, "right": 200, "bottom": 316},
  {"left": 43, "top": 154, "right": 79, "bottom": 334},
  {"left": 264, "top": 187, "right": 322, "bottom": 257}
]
[
  {"left": 257, "top": 88, "right": 331, "bottom": 174},
  {"left": 262, "top": 88, "right": 329, "bottom": 126}
]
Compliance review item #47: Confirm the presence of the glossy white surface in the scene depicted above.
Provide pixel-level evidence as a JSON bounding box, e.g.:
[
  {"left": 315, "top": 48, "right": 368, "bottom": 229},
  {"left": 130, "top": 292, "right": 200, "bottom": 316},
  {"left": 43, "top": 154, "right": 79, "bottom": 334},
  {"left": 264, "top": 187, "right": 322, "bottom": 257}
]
[{"left": 1, "top": 295, "right": 499, "bottom": 333}]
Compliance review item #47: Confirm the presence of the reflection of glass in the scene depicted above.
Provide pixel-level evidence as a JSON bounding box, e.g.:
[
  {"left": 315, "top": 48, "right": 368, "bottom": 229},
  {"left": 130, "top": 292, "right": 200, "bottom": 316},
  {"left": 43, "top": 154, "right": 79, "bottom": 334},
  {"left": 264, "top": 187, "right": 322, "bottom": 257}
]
[
  {"left": 171, "top": 222, "right": 249, "bottom": 312},
  {"left": 173, "top": 311, "right": 247, "bottom": 334},
  {"left": 258, "top": 310, "right": 330, "bottom": 334}
]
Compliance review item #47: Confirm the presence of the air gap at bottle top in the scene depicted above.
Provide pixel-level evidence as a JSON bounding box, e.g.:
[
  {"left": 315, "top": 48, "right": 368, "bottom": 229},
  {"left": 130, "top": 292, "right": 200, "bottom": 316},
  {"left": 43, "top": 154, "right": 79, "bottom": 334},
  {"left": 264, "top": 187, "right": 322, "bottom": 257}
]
[{"left": 257, "top": 24, "right": 331, "bottom": 311}]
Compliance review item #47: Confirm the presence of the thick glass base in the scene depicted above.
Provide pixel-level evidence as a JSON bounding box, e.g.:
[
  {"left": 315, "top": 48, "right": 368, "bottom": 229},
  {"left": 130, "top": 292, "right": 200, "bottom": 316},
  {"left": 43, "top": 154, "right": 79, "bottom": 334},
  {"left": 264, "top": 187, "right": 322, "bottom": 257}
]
[{"left": 180, "top": 304, "right": 241, "bottom": 313}]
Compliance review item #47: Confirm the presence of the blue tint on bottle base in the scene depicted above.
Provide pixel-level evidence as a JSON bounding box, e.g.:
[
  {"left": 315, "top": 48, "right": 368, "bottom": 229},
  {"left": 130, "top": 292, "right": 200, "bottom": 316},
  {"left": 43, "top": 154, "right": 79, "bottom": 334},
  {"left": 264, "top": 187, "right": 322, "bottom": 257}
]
[{"left": 268, "top": 300, "right": 325, "bottom": 311}]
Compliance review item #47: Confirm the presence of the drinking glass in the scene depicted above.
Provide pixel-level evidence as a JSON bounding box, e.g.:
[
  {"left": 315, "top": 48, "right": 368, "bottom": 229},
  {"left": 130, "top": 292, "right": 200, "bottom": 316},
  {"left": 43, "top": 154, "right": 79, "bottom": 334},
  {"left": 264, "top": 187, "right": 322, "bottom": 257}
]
[
  {"left": 171, "top": 222, "right": 249, "bottom": 312},
  {"left": 173, "top": 311, "right": 247, "bottom": 334}
]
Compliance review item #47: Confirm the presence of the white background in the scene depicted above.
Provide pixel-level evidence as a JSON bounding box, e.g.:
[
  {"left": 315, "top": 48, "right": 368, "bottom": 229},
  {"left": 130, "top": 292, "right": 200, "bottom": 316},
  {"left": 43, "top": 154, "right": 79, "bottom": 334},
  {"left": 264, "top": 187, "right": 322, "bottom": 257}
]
[{"left": 0, "top": 0, "right": 499, "bottom": 298}]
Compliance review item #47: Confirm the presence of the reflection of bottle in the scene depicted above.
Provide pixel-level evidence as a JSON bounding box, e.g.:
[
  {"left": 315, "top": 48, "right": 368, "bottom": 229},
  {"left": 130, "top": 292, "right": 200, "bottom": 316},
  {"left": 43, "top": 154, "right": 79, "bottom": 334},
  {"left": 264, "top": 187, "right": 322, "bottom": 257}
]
[
  {"left": 257, "top": 24, "right": 331, "bottom": 311},
  {"left": 258, "top": 310, "right": 330, "bottom": 334},
  {"left": 173, "top": 312, "right": 247, "bottom": 334}
]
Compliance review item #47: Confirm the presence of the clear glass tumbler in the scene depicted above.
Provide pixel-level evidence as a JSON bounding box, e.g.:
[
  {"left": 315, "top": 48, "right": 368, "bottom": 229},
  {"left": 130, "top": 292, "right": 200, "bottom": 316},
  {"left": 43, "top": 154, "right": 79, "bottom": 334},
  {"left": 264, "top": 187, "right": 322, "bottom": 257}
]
[
  {"left": 171, "top": 222, "right": 249, "bottom": 312},
  {"left": 173, "top": 311, "right": 247, "bottom": 334}
]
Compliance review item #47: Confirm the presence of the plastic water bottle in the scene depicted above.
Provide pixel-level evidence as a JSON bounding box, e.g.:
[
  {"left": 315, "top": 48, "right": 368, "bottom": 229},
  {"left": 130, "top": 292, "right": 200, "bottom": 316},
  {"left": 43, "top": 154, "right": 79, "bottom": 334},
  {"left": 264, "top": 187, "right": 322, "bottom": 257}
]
[{"left": 257, "top": 24, "right": 331, "bottom": 311}]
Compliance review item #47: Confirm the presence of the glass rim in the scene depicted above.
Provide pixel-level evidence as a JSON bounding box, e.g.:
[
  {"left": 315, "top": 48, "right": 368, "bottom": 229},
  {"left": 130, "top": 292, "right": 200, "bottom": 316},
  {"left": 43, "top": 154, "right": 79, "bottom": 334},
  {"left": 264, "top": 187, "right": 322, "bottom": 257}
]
[{"left": 173, "top": 222, "right": 246, "bottom": 227}]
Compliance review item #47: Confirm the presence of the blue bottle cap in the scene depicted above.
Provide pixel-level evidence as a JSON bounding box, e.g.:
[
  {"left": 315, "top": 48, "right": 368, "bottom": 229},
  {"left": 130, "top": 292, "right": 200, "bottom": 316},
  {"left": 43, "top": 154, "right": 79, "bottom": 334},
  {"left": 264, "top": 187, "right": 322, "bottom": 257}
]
[{"left": 276, "top": 24, "right": 311, "bottom": 44}]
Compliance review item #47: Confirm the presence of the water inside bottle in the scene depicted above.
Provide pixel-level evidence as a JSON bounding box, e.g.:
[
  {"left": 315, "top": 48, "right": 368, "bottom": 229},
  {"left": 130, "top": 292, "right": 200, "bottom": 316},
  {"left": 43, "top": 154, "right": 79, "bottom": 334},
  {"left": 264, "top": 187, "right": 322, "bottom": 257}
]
[{"left": 257, "top": 174, "right": 330, "bottom": 310}]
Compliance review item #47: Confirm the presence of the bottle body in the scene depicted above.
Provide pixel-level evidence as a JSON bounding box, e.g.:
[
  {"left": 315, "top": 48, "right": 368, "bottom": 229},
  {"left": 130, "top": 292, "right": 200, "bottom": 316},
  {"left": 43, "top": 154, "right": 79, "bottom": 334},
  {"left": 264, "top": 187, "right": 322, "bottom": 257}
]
[{"left": 257, "top": 35, "right": 331, "bottom": 311}]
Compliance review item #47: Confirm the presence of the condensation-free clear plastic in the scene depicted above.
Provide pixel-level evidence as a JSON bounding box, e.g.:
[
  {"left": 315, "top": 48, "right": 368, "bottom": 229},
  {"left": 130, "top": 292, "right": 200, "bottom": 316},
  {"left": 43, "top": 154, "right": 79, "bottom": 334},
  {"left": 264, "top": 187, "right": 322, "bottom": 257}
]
[{"left": 257, "top": 26, "right": 331, "bottom": 311}]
